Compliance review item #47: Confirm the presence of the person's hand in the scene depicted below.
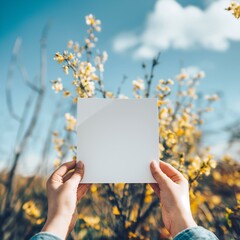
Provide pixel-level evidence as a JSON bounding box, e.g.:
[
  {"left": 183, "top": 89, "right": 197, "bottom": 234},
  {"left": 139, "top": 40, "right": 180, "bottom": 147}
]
[
  {"left": 42, "top": 160, "right": 90, "bottom": 239},
  {"left": 150, "top": 160, "right": 197, "bottom": 237}
]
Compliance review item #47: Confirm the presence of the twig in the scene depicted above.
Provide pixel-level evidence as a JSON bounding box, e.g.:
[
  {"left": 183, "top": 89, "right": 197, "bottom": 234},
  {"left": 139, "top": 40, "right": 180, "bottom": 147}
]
[
  {"left": 145, "top": 52, "right": 161, "bottom": 98},
  {"left": 5, "top": 37, "right": 22, "bottom": 121},
  {"left": 17, "top": 60, "right": 41, "bottom": 93},
  {"left": 116, "top": 75, "right": 127, "bottom": 97},
  {"left": 135, "top": 184, "right": 147, "bottom": 225}
]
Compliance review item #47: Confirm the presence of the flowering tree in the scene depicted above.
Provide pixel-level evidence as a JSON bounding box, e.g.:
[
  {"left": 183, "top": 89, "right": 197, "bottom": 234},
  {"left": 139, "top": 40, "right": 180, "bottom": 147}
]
[{"left": 48, "top": 14, "right": 240, "bottom": 239}]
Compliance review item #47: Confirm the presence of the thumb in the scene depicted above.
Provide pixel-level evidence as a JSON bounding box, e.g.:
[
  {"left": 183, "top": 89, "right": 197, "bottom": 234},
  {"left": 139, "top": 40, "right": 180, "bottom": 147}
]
[
  {"left": 69, "top": 161, "right": 84, "bottom": 185},
  {"left": 150, "top": 160, "right": 170, "bottom": 189}
]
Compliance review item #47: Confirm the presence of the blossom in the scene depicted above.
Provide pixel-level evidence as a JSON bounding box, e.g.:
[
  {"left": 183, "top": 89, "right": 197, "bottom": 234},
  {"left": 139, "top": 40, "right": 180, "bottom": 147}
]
[
  {"left": 86, "top": 14, "right": 96, "bottom": 25},
  {"left": 67, "top": 53, "right": 74, "bottom": 60},
  {"left": 118, "top": 94, "right": 128, "bottom": 99},
  {"left": 205, "top": 94, "right": 219, "bottom": 102},
  {"left": 85, "top": 14, "right": 101, "bottom": 31},
  {"left": 195, "top": 71, "right": 205, "bottom": 79},
  {"left": 22, "top": 201, "right": 41, "bottom": 218},
  {"left": 54, "top": 158, "right": 61, "bottom": 168},
  {"left": 53, "top": 134, "right": 64, "bottom": 157},
  {"left": 67, "top": 40, "right": 73, "bottom": 48},
  {"left": 63, "top": 65, "right": 69, "bottom": 75},
  {"left": 65, "top": 113, "right": 77, "bottom": 131},
  {"left": 94, "top": 51, "right": 108, "bottom": 72},
  {"left": 176, "top": 72, "right": 188, "bottom": 81},
  {"left": 80, "top": 215, "right": 100, "bottom": 229},
  {"left": 73, "top": 42, "right": 80, "bottom": 52},
  {"left": 22, "top": 201, "right": 44, "bottom": 225},
  {"left": 54, "top": 52, "right": 64, "bottom": 63},
  {"left": 85, "top": 38, "right": 95, "bottom": 49},
  {"left": 78, "top": 61, "right": 97, "bottom": 82},
  {"left": 51, "top": 78, "right": 63, "bottom": 93},
  {"left": 132, "top": 79, "right": 145, "bottom": 90},
  {"left": 226, "top": 1, "right": 240, "bottom": 19},
  {"left": 188, "top": 88, "right": 197, "bottom": 99},
  {"left": 102, "top": 51, "right": 108, "bottom": 62},
  {"left": 166, "top": 79, "right": 174, "bottom": 85},
  {"left": 90, "top": 184, "right": 98, "bottom": 193},
  {"left": 106, "top": 91, "right": 114, "bottom": 98},
  {"left": 112, "top": 206, "right": 120, "bottom": 215},
  {"left": 63, "top": 90, "right": 71, "bottom": 97}
]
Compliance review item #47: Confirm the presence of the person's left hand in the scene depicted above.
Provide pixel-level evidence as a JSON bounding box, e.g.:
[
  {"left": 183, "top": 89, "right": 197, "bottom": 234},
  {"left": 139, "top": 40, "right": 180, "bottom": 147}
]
[{"left": 42, "top": 160, "right": 90, "bottom": 239}]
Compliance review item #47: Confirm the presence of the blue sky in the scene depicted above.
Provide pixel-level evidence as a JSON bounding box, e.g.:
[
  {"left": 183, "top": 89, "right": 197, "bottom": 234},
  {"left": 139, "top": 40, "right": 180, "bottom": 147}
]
[{"left": 0, "top": 0, "right": 240, "bottom": 172}]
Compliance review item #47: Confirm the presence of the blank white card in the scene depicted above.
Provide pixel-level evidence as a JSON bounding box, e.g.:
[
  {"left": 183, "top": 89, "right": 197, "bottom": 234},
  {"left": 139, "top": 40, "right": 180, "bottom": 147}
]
[{"left": 77, "top": 98, "right": 159, "bottom": 183}]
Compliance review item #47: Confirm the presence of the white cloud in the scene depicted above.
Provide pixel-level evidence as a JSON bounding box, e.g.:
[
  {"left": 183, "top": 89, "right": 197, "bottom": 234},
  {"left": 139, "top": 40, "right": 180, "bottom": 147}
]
[
  {"left": 113, "top": 33, "right": 139, "bottom": 52},
  {"left": 113, "top": 0, "right": 240, "bottom": 59}
]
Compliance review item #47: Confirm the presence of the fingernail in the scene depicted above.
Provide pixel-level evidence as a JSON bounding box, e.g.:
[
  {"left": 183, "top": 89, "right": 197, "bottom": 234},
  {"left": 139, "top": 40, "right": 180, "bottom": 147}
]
[
  {"left": 150, "top": 160, "right": 157, "bottom": 168},
  {"left": 78, "top": 160, "right": 84, "bottom": 169}
]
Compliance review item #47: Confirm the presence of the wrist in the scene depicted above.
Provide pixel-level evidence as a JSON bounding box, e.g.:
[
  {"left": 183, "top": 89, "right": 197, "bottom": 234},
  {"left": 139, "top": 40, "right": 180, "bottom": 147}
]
[
  {"left": 170, "top": 214, "right": 197, "bottom": 237},
  {"left": 42, "top": 215, "right": 72, "bottom": 239}
]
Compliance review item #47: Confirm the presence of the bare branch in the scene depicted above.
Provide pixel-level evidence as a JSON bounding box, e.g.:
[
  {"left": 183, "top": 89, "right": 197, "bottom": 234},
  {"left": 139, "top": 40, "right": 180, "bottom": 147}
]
[
  {"left": 116, "top": 75, "right": 127, "bottom": 97},
  {"left": 17, "top": 60, "right": 41, "bottom": 93},
  {"left": 145, "top": 52, "right": 161, "bottom": 98},
  {"left": 3, "top": 23, "right": 49, "bottom": 216},
  {"left": 5, "top": 37, "right": 22, "bottom": 121}
]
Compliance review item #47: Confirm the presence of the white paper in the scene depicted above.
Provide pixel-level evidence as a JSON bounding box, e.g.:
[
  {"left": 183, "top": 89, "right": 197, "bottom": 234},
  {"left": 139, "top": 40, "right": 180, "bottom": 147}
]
[{"left": 77, "top": 98, "right": 159, "bottom": 183}]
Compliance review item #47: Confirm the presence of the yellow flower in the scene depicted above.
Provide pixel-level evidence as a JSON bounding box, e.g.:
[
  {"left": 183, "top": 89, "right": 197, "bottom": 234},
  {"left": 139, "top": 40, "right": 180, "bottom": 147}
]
[
  {"left": 125, "top": 221, "right": 131, "bottom": 228},
  {"left": 63, "top": 90, "right": 71, "bottom": 97},
  {"left": 233, "top": 6, "right": 240, "bottom": 18},
  {"left": 63, "top": 65, "right": 69, "bottom": 75},
  {"left": 73, "top": 97, "right": 78, "bottom": 104},
  {"left": 83, "top": 215, "right": 100, "bottom": 227},
  {"left": 54, "top": 158, "right": 61, "bottom": 168},
  {"left": 112, "top": 206, "right": 120, "bottom": 215},
  {"left": 226, "top": 2, "right": 240, "bottom": 19},
  {"left": 85, "top": 14, "right": 101, "bottom": 31},
  {"left": 205, "top": 94, "right": 219, "bottom": 102},
  {"left": 195, "top": 71, "right": 205, "bottom": 79},
  {"left": 144, "top": 195, "right": 152, "bottom": 203},
  {"left": 22, "top": 201, "right": 42, "bottom": 224},
  {"left": 132, "top": 79, "right": 145, "bottom": 90},
  {"left": 67, "top": 40, "right": 73, "bottom": 48},
  {"left": 51, "top": 78, "right": 63, "bottom": 93},
  {"left": 54, "top": 52, "right": 65, "bottom": 63},
  {"left": 65, "top": 113, "right": 76, "bottom": 131},
  {"left": 106, "top": 91, "right": 114, "bottom": 98},
  {"left": 188, "top": 88, "right": 197, "bottom": 99},
  {"left": 102, "top": 228, "right": 112, "bottom": 236},
  {"left": 128, "top": 232, "right": 137, "bottom": 238},
  {"left": 176, "top": 72, "right": 188, "bottom": 81},
  {"left": 86, "top": 14, "right": 95, "bottom": 25},
  {"left": 226, "top": 207, "right": 233, "bottom": 214},
  {"left": 211, "top": 195, "right": 221, "bottom": 205},
  {"left": 90, "top": 184, "right": 98, "bottom": 193},
  {"left": 209, "top": 159, "right": 217, "bottom": 168}
]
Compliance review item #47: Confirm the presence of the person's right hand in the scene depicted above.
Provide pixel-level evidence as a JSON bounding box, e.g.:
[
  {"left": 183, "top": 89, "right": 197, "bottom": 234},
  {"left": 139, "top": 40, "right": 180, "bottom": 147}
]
[{"left": 150, "top": 160, "right": 197, "bottom": 237}]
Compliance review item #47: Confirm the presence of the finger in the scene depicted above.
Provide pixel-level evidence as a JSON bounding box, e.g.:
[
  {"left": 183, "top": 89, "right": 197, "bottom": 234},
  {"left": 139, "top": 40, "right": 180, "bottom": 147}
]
[
  {"left": 51, "top": 160, "right": 76, "bottom": 178},
  {"left": 62, "top": 170, "right": 74, "bottom": 182},
  {"left": 149, "top": 183, "right": 160, "bottom": 198},
  {"left": 159, "top": 161, "right": 184, "bottom": 183},
  {"left": 69, "top": 161, "right": 84, "bottom": 185},
  {"left": 150, "top": 160, "right": 170, "bottom": 189},
  {"left": 77, "top": 184, "right": 91, "bottom": 201}
]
